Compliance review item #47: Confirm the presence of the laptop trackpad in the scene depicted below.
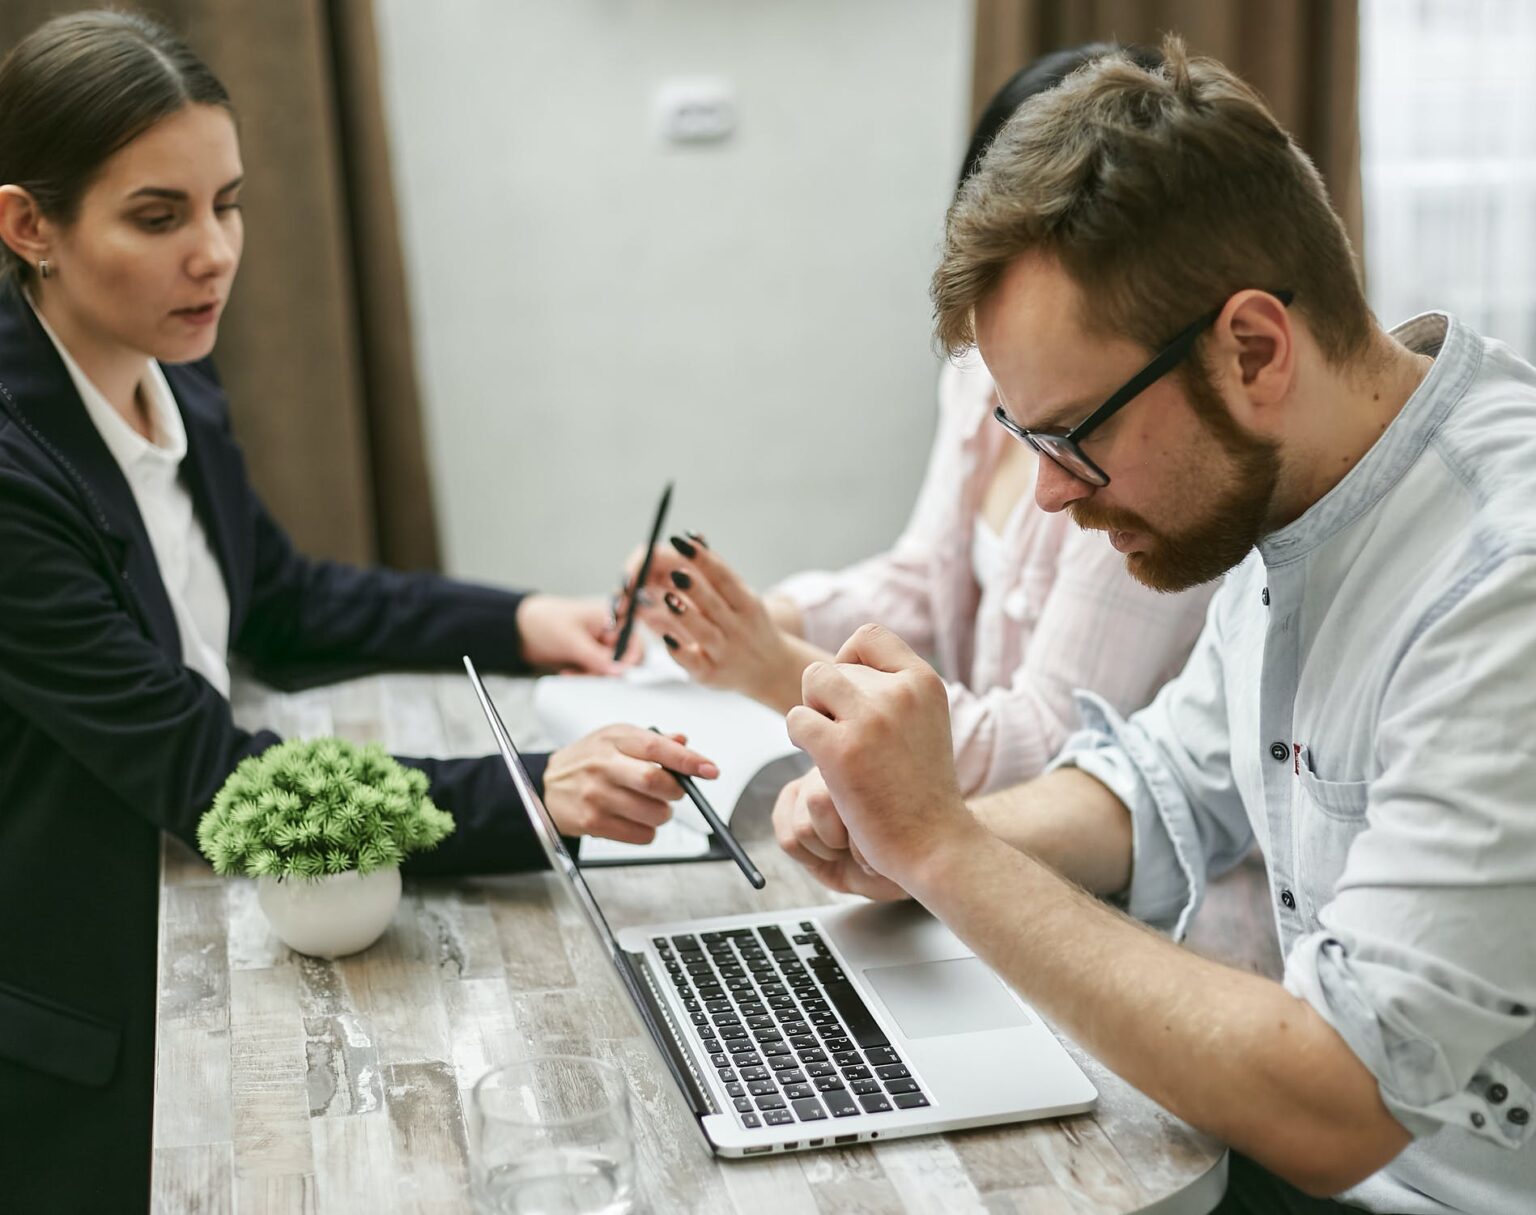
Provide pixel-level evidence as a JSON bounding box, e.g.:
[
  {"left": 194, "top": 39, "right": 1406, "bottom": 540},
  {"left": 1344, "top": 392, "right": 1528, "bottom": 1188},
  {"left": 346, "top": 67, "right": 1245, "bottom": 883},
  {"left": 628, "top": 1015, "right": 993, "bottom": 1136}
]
[{"left": 863, "top": 958, "right": 1031, "bottom": 1039}]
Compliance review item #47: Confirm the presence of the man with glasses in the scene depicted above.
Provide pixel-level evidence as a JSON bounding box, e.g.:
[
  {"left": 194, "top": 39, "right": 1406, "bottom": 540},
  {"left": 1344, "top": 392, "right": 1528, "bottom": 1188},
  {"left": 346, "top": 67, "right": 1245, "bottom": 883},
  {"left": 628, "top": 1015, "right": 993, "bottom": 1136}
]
[{"left": 772, "top": 37, "right": 1536, "bottom": 1214}]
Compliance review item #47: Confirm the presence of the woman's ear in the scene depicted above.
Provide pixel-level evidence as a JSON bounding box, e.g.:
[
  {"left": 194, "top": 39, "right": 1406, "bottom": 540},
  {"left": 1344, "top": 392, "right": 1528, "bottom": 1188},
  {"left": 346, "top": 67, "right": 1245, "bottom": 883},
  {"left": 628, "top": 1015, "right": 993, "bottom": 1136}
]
[{"left": 0, "top": 185, "right": 51, "bottom": 271}]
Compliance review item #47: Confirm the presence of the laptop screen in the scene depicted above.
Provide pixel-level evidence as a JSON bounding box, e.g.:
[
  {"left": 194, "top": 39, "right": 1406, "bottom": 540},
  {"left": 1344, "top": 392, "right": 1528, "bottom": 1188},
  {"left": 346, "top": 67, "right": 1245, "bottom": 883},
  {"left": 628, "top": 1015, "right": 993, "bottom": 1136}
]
[{"left": 461, "top": 656, "right": 625, "bottom": 960}]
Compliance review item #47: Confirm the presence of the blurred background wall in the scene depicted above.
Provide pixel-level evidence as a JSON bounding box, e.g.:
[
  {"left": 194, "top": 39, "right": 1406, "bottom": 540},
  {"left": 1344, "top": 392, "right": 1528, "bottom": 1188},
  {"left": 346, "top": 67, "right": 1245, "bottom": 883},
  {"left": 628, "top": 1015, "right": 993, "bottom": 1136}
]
[{"left": 373, "top": 0, "right": 973, "bottom": 595}]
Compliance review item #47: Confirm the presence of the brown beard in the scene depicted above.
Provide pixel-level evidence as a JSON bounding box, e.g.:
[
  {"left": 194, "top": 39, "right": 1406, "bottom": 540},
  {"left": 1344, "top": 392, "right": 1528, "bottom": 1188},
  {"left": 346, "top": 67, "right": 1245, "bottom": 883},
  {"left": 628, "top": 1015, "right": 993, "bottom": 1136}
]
[{"left": 1070, "top": 369, "right": 1281, "bottom": 593}]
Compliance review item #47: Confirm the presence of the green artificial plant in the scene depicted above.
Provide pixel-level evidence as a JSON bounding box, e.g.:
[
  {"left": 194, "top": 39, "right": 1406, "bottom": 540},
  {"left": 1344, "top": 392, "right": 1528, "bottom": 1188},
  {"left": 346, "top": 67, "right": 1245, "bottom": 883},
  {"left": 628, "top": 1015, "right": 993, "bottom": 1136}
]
[{"left": 197, "top": 738, "right": 454, "bottom": 880}]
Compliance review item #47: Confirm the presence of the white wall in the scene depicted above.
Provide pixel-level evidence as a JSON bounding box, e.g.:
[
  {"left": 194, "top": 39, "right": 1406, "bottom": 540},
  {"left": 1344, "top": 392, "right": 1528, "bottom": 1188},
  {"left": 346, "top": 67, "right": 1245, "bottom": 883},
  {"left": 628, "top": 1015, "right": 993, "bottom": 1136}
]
[{"left": 374, "top": 0, "right": 974, "bottom": 594}]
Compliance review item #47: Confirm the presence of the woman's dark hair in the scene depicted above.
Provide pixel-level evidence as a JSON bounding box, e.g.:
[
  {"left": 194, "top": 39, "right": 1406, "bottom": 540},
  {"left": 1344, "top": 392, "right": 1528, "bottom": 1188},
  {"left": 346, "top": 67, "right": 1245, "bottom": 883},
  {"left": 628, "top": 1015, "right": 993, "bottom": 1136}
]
[
  {"left": 0, "top": 9, "right": 232, "bottom": 282},
  {"left": 958, "top": 43, "right": 1164, "bottom": 191}
]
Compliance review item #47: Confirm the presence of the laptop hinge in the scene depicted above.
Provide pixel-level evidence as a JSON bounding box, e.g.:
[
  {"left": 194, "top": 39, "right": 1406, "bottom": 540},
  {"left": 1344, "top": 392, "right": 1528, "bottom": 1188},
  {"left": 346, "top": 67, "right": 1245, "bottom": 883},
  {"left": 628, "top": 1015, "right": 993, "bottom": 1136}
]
[{"left": 619, "top": 949, "right": 719, "bottom": 1121}]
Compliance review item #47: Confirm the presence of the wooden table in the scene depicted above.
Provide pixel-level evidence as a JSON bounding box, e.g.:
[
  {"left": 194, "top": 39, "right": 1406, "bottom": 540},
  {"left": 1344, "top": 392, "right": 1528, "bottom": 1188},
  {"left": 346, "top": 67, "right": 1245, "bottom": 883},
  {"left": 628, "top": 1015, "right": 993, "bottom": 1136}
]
[{"left": 151, "top": 673, "right": 1227, "bottom": 1214}]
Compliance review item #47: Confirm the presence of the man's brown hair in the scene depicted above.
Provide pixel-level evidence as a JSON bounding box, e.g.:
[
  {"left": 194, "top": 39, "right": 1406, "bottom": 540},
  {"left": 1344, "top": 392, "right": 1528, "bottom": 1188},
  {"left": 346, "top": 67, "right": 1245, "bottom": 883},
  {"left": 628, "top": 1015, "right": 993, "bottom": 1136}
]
[{"left": 932, "top": 37, "right": 1372, "bottom": 366}]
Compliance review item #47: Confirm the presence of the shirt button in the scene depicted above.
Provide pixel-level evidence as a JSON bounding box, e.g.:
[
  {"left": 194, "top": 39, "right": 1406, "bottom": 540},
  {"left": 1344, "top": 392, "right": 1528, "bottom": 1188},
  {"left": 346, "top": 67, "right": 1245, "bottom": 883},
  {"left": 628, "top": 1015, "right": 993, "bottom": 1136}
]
[
  {"left": 1471, "top": 1112, "right": 1486, "bottom": 1128},
  {"left": 1261, "top": 587, "right": 1270, "bottom": 606},
  {"left": 1269, "top": 741, "right": 1290, "bottom": 762},
  {"left": 1510, "top": 1108, "right": 1530, "bottom": 1126},
  {"left": 1489, "top": 1083, "right": 1508, "bottom": 1105},
  {"left": 1280, "top": 889, "right": 1296, "bottom": 910}
]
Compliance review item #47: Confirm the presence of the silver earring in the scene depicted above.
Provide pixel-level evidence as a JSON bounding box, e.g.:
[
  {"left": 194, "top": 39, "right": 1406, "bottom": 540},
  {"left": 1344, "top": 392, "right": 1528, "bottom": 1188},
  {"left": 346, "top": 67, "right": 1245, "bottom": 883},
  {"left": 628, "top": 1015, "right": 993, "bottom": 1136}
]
[{"left": 37, "top": 259, "right": 51, "bottom": 279}]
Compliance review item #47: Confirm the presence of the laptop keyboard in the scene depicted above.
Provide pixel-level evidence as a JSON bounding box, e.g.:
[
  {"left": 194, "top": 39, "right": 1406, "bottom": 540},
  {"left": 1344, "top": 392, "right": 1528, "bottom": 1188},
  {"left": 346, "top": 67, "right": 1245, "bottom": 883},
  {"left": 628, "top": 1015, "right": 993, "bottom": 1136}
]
[{"left": 654, "top": 923, "right": 930, "bottom": 1130}]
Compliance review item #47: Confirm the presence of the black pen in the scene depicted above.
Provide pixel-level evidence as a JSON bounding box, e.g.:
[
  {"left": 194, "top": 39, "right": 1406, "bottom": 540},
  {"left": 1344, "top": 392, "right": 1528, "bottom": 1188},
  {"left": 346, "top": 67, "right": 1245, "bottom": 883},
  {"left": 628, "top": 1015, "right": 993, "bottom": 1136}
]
[
  {"left": 649, "top": 727, "right": 765, "bottom": 890},
  {"left": 613, "top": 482, "right": 673, "bottom": 661}
]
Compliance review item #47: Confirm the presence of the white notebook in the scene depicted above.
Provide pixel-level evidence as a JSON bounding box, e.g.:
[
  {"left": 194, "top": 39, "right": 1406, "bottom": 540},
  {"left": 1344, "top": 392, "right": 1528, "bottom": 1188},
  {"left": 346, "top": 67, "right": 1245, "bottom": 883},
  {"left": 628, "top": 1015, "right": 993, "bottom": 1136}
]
[{"left": 532, "top": 643, "right": 796, "bottom": 862}]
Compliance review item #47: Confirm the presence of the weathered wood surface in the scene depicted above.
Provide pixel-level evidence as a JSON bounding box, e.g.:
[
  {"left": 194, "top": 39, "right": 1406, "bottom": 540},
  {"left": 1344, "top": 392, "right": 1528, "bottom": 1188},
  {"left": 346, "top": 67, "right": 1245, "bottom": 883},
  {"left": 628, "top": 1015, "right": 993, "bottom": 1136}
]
[{"left": 152, "top": 673, "right": 1238, "bottom": 1214}]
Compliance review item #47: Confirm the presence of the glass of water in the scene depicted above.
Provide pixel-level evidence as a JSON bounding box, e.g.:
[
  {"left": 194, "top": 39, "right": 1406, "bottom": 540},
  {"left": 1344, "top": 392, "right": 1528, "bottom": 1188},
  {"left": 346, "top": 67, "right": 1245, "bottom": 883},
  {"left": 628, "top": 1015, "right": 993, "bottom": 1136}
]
[{"left": 471, "top": 1054, "right": 634, "bottom": 1215}]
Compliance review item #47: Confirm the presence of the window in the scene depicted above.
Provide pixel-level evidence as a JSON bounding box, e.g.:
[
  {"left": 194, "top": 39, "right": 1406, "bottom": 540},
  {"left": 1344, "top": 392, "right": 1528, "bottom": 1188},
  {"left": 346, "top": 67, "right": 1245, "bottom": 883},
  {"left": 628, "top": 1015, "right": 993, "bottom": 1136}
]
[{"left": 1361, "top": 0, "right": 1536, "bottom": 354}]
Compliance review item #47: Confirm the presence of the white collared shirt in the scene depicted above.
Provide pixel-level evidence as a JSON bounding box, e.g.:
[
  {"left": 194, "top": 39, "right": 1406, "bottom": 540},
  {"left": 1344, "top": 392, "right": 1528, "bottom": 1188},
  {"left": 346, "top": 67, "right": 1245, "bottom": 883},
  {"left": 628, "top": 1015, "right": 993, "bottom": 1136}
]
[
  {"left": 1054, "top": 313, "right": 1536, "bottom": 1212},
  {"left": 28, "top": 300, "right": 231, "bottom": 695}
]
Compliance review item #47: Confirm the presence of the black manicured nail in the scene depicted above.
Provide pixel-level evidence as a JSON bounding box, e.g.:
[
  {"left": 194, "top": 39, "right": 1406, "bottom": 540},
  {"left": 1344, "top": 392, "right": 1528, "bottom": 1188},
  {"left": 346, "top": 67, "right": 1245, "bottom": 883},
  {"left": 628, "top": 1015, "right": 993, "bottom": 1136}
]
[
  {"left": 671, "top": 570, "right": 692, "bottom": 591},
  {"left": 664, "top": 591, "right": 685, "bottom": 616},
  {"left": 686, "top": 530, "right": 709, "bottom": 550},
  {"left": 663, "top": 633, "right": 680, "bottom": 651},
  {"left": 669, "top": 535, "right": 697, "bottom": 560}
]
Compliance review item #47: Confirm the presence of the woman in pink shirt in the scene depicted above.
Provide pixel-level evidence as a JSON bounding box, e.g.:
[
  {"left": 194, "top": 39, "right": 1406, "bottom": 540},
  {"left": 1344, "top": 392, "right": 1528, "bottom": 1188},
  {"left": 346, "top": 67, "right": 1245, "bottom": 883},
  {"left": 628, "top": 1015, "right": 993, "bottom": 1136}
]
[{"left": 634, "top": 46, "right": 1214, "bottom": 796}]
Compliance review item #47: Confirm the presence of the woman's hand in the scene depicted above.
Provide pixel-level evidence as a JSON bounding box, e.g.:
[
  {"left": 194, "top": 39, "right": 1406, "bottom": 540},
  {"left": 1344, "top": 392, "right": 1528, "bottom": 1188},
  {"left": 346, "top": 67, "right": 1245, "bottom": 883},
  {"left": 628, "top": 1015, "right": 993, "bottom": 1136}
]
[
  {"left": 629, "top": 534, "right": 821, "bottom": 712},
  {"left": 516, "top": 594, "right": 638, "bottom": 675},
  {"left": 771, "top": 767, "right": 910, "bottom": 901},
  {"left": 542, "top": 726, "right": 718, "bottom": 844}
]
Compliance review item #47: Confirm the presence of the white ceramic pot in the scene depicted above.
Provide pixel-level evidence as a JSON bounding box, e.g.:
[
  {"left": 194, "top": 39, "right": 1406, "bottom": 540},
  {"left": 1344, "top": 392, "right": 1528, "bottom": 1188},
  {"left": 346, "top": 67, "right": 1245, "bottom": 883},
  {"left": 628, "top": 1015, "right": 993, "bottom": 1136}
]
[{"left": 256, "top": 866, "right": 402, "bottom": 959}]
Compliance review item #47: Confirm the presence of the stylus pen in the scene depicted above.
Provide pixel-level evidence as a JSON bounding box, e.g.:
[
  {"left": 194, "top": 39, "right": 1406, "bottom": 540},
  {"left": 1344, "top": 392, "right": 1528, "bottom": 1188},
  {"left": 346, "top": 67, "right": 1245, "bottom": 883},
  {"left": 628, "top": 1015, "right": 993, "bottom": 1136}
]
[
  {"left": 613, "top": 481, "right": 673, "bottom": 661},
  {"left": 649, "top": 727, "right": 766, "bottom": 889}
]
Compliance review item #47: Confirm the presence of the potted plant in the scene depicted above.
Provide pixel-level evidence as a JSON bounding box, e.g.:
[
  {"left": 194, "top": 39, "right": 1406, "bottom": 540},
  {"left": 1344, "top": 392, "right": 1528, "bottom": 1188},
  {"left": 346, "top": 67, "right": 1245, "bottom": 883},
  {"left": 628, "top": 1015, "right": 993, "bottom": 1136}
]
[{"left": 196, "top": 738, "right": 455, "bottom": 958}]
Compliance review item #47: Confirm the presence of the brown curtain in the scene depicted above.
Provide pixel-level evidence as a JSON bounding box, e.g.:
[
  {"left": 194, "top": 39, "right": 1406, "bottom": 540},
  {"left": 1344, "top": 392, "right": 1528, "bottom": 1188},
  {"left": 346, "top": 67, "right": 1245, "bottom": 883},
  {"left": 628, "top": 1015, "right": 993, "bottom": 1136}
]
[
  {"left": 0, "top": 0, "right": 440, "bottom": 569},
  {"left": 972, "top": 0, "right": 1363, "bottom": 255}
]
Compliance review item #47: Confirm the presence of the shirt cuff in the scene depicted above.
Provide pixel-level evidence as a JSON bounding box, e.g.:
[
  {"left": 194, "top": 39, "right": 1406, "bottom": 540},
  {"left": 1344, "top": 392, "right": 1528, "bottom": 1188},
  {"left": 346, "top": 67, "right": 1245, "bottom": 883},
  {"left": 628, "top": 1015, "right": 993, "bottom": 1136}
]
[
  {"left": 1285, "top": 933, "right": 1536, "bottom": 1148},
  {"left": 1047, "top": 691, "right": 1206, "bottom": 939}
]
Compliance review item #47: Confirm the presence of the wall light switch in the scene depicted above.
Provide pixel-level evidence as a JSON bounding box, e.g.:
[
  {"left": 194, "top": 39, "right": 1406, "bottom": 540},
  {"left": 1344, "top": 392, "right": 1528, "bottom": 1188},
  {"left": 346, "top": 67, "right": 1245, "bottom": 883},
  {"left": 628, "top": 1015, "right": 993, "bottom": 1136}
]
[{"left": 653, "top": 78, "right": 737, "bottom": 144}]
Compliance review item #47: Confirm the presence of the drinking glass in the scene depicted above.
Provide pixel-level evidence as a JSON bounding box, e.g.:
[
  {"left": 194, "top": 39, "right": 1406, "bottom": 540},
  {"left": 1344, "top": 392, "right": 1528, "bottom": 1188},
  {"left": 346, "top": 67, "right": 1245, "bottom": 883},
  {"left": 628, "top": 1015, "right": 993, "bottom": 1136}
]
[{"left": 471, "top": 1054, "right": 635, "bottom": 1215}]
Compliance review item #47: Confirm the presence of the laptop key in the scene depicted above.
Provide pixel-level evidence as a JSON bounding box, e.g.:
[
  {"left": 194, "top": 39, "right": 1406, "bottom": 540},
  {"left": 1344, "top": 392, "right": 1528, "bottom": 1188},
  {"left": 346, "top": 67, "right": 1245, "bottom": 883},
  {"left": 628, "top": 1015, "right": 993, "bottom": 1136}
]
[
  {"left": 893, "top": 1092, "right": 930, "bottom": 1109},
  {"left": 767, "top": 996, "right": 796, "bottom": 1010},
  {"left": 755, "top": 1095, "right": 786, "bottom": 1111},
  {"left": 764, "top": 1108, "right": 794, "bottom": 1126},
  {"left": 778, "top": 1070, "right": 806, "bottom": 1086},
  {"left": 672, "top": 935, "right": 699, "bottom": 951},
  {"left": 710, "top": 1053, "right": 728, "bottom": 1069},
  {"left": 726, "top": 1082, "right": 746, "bottom": 1098},
  {"left": 797, "top": 1049, "right": 828, "bottom": 1064},
  {"left": 748, "top": 1080, "right": 777, "bottom": 1096},
  {"left": 851, "top": 1079, "right": 881, "bottom": 1096},
  {"left": 820, "top": 981, "right": 891, "bottom": 1049},
  {"left": 717, "top": 1067, "right": 736, "bottom": 1083},
  {"left": 814, "top": 1076, "right": 846, "bottom": 1092},
  {"left": 784, "top": 1084, "right": 815, "bottom": 1100},
  {"left": 825, "top": 1089, "right": 859, "bottom": 1117},
  {"left": 788, "top": 1035, "right": 818, "bottom": 1050},
  {"left": 769, "top": 1057, "right": 799, "bottom": 1072},
  {"left": 753, "top": 1029, "right": 785, "bottom": 1043},
  {"left": 720, "top": 1026, "right": 748, "bottom": 1040},
  {"left": 762, "top": 1043, "right": 791, "bottom": 1057},
  {"left": 792, "top": 1098, "right": 828, "bottom": 1122},
  {"left": 800, "top": 998, "right": 829, "bottom": 1013},
  {"left": 741, "top": 1066, "right": 770, "bottom": 1081},
  {"left": 746, "top": 1015, "right": 774, "bottom": 1029},
  {"left": 824, "top": 1038, "right": 855, "bottom": 1054},
  {"left": 832, "top": 1051, "right": 861, "bottom": 1068},
  {"left": 885, "top": 1079, "right": 920, "bottom": 1095},
  {"left": 864, "top": 1047, "right": 899, "bottom": 1066},
  {"left": 875, "top": 1064, "right": 910, "bottom": 1081},
  {"left": 742, "top": 1113, "right": 761, "bottom": 1128},
  {"left": 728, "top": 1040, "right": 757, "bottom": 1054},
  {"left": 758, "top": 926, "right": 791, "bottom": 952},
  {"left": 805, "top": 1062, "right": 836, "bottom": 1078},
  {"left": 734, "top": 1098, "right": 753, "bottom": 1113},
  {"left": 841, "top": 1065, "right": 872, "bottom": 1081},
  {"left": 858, "top": 1093, "right": 892, "bottom": 1114}
]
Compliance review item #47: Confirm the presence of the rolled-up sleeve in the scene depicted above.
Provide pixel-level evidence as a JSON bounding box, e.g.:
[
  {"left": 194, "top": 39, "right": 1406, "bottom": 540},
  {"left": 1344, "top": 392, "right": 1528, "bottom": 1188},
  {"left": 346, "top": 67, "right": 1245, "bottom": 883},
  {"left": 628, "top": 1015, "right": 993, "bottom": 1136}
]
[
  {"left": 1048, "top": 582, "right": 1254, "bottom": 938},
  {"left": 1283, "top": 556, "right": 1536, "bottom": 1148}
]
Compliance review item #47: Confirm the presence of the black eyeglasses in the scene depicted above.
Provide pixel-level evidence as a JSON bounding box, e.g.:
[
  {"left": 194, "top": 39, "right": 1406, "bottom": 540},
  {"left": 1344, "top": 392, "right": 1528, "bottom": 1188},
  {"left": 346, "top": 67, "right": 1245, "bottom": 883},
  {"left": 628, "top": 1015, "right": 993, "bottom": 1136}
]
[{"left": 993, "top": 288, "right": 1295, "bottom": 487}]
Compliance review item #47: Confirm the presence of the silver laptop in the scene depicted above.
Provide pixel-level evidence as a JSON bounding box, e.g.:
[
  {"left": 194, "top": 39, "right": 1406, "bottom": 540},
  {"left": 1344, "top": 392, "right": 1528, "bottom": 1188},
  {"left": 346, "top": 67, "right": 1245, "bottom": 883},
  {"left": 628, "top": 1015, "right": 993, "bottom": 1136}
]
[{"left": 464, "top": 657, "right": 1096, "bottom": 1157}]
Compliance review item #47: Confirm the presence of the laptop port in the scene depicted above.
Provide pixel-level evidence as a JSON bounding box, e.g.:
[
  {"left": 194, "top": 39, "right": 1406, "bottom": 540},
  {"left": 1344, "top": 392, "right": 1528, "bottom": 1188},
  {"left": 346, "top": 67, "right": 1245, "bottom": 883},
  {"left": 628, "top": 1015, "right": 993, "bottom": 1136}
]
[
  {"left": 808, "top": 1138, "right": 824, "bottom": 1147},
  {"left": 783, "top": 1141, "right": 798, "bottom": 1149},
  {"left": 743, "top": 1146, "right": 772, "bottom": 1156},
  {"left": 834, "top": 1134, "right": 858, "bottom": 1145}
]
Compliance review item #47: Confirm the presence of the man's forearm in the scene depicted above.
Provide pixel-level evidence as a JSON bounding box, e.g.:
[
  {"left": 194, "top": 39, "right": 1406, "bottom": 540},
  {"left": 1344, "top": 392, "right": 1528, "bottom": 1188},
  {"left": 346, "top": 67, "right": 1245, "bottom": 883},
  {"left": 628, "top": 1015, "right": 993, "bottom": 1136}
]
[
  {"left": 969, "top": 766, "right": 1135, "bottom": 896},
  {"left": 905, "top": 826, "right": 1410, "bottom": 1196}
]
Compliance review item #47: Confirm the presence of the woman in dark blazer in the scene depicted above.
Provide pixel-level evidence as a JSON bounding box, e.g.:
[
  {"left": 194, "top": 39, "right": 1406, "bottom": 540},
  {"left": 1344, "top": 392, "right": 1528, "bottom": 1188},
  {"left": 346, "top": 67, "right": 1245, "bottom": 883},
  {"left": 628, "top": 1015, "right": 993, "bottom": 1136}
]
[{"left": 0, "top": 13, "right": 715, "bottom": 1210}]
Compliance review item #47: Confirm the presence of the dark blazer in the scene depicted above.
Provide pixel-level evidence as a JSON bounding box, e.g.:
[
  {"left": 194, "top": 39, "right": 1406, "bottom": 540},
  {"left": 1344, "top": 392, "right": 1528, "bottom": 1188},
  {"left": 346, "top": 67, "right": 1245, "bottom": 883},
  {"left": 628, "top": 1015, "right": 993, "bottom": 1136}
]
[{"left": 0, "top": 282, "right": 553, "bottom": 1211}]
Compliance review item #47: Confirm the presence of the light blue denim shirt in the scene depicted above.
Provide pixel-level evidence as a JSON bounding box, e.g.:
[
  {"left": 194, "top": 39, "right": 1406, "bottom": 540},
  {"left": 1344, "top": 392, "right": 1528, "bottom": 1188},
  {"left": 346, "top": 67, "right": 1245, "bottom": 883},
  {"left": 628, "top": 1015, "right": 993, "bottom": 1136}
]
[{"left": 1053, "top": 314, "right": 1536, "bottom": 1213}]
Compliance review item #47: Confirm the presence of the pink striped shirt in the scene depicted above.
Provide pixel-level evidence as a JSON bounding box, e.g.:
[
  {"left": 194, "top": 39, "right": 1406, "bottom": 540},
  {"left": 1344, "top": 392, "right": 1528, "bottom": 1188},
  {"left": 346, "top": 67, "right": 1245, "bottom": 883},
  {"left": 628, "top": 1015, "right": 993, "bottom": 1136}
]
[{"left": 772, "top": 350, "right": 1216, "bottom": 796}]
